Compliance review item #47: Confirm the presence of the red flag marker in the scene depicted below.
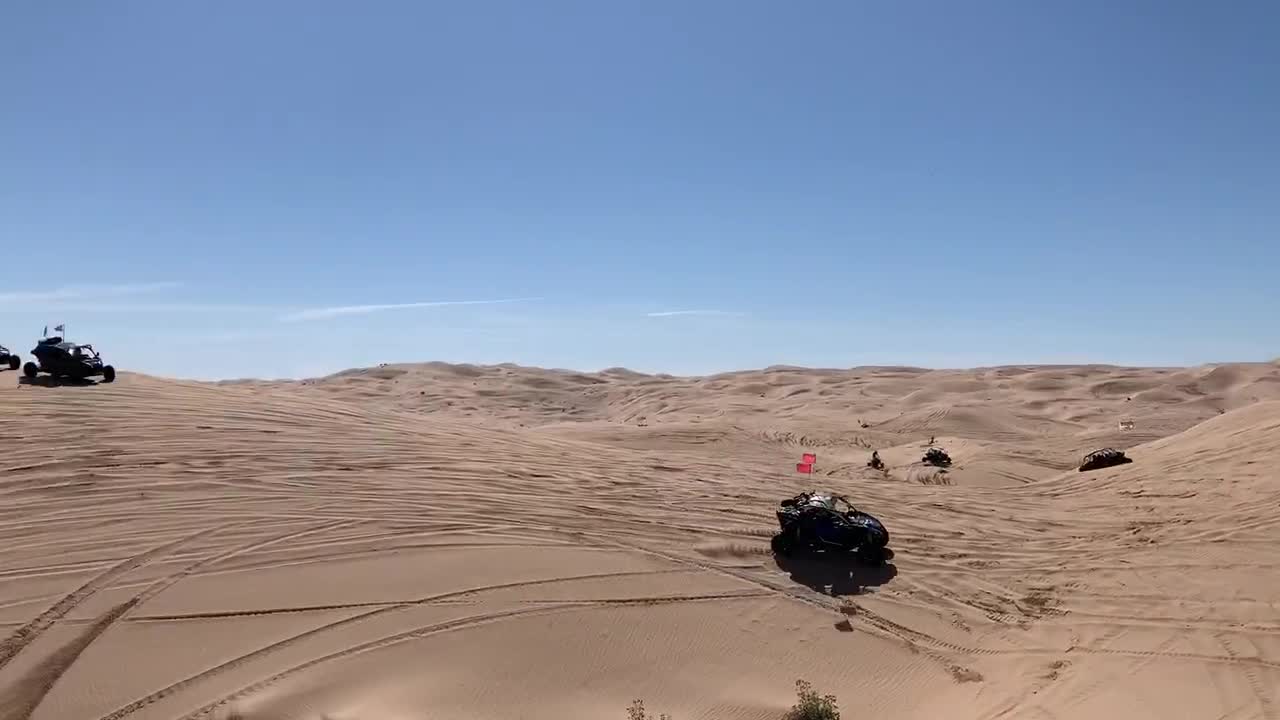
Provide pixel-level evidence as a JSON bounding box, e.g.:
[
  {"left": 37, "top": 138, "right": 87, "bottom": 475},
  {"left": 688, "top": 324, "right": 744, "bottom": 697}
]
[
  {"left": 796, "top": 462, "right": 813, "bottom": 474},
  {"left": 801, "top": 452, "right": 816, "bottom": 464}
]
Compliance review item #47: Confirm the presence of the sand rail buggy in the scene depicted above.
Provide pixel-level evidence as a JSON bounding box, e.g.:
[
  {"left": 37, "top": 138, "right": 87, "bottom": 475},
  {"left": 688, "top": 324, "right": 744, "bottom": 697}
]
[
  {"left": 24, "top": 336, "right": 116, "bottom": 383},
  {"left": 1078, "top": 447, "right": 1132, "bottom": 472},
  {"left": 771, "top": 491, "right": 891, "bottom": 564},
  {"left": 0, "top": 345, "right": 19, "bottom": 371}
]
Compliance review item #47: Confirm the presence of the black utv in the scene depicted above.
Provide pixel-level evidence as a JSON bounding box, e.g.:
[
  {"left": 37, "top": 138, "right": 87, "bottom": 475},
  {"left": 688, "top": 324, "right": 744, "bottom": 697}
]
[
  {"left": 1078, "top": 447, "right": 1132, "bottom": 472},
  {"left": 922, "top": 447, "right": 952, "bottom": 467},
  {"left": 771, "top": 491, "right": 891, "bottom": 564},
  {"left": 0, "top": 345, "right": 19, "bottom": 371},
  {"left": 23, "top": 336, "right": 116, "bottom": 383}
]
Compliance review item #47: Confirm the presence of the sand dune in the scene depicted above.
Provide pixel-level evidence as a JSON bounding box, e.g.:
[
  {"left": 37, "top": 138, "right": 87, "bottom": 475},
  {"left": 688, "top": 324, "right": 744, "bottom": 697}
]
[{"left": 1, "top": 360, "right": 1278, "bottom": 720}]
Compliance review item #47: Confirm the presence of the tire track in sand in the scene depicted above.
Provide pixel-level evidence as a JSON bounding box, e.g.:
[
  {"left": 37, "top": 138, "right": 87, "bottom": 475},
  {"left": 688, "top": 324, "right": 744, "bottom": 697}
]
[
  {"left": 570, "top": 531, "right": 992, "bottom": 682},
  {"left": 1215, "top": 632, "right": 1276, "bottom": 719},
  {"left": 173, "top": 594, "right": 767, "bottom": 720},
  {"left": 0, "top": 526, "right": 220, "bottom": 672},
  {"left": 0, "top": 599, "right": 139, "bottom": 720},
  {"left": 579, "top": 533, "right": 1280, "bottom": 680},
  {"left": 0, "top": 520, "right": 367, "bottom": 624},
  {"left": 127, "top": 519, "right": 361, "bottom": 610},
  {"left": 92, "top": 569, "right": 695, "bottom": 720},
  {"left": 6, "top": 520, "right": 363, "bottom": 720}
]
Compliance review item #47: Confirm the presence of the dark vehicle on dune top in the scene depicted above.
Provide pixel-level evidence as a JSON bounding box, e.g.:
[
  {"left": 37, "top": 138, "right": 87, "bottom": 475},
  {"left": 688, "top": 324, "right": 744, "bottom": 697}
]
[
  {"left": 771, "top": 491, "right": 891, "bottom": 564},
  {"left": 24, "top": 336, "right": 115, "bottom": 383},
  {"left": 0, "top": 345, "right": 19, "bottom": 371},
  {"left": 1078, "top": 447, "right": 1132, "bottom": 472}
]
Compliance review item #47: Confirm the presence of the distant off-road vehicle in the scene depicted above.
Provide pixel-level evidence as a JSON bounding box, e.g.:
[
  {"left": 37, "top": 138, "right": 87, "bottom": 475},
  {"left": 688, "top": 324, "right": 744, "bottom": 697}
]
[
  {"left": 23, "top": 336, "right": 115, "bottom": 383},
  {"left": 867, "top": 450, "right": 885, "bottom": 470},
  {"left": 0, "top": 345, "right": 20, "bottom": 371},
  {"left": 771, "top": 491, "right": 891, "bottom": 564},
  {"left": 1078, "top": 447, "right": 1132, "bottom": 472},
  {"left": 922, "top": 447, "right": 952, "bottom": 467}
]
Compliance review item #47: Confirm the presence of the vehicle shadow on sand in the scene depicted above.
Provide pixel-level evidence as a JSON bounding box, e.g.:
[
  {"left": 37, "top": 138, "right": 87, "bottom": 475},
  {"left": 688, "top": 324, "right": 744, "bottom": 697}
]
[
  {"left": 773, "top": 551, "right": 898, "bottom": 597},
  {"left": 18, "top": 376, "right": 99, "bottom": 388}
]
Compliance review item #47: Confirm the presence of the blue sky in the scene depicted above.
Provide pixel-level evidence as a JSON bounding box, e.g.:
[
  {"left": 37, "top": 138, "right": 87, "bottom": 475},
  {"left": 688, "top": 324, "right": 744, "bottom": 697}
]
[{"left": 2, "top": 1, "right": 1277, "bottom": 379}]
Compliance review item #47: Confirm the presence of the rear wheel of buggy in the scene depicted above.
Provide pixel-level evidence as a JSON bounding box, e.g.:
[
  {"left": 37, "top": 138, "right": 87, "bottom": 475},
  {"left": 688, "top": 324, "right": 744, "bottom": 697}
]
[
  {"left": 102, "top": 365, "right": 116, "bottom": 383},
  {"left": 6, "top": 356, "right": 17, "bottom": 371},
  {"left": 22, "top": 362, "right": 37, "bottom": 379}
]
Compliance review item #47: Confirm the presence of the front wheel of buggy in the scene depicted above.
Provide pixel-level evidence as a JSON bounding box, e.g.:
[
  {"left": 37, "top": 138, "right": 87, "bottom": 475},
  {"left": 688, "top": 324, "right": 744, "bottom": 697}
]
[
  {"left": 857, "top": 547, "right": 888, "bottom": 566},
  {"left": 770, "top": 532, "right": 794, "bottom": 556},
  {"left": 22, "top": 362, "right": 37, "bottom": 379},
  {"left": 7, "top": 356, "right": 17, "bottom": 371},
  {"left": 102, "top": 365, "right": 116, "bottom": 383}
]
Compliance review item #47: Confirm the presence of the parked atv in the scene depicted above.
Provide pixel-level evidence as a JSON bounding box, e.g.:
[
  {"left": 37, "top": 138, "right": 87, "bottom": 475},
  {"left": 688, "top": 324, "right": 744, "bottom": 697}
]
[
  {"left": 771, "top": 491, "right": 891, "bottom": 564},
  {"left": 0, "top": 345, "right": 19, "bottom": 371},
  {"left": 23, "top": 336, "right": 116, "bottom": 383}
]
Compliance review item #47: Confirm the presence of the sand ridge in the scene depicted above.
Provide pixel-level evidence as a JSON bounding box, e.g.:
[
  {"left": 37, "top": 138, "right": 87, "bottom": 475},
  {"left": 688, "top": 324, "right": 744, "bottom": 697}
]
[{"left": 1, "top": 361, "right": 1278, "bottom": 719}]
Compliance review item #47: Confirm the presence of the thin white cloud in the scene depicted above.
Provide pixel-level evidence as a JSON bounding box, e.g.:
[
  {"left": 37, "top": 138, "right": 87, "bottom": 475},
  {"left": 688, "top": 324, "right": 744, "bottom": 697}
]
[
  {"left": 0, "top": 281, "right": 182, "bottom": 304},
  {"left": 646, "top": 309, "right": 745, "bottom": 317},
  {"left": 0, "top": 302, "right": 268, "bottom": 316},
  {"left": 40, "top": 302, "right": 266, "bottom": 313},
  {"left": 0, "top": 283, "right": 277, "bottom": 317},
  {"left": 166, "top": 329, "right": 277, "bottom": 344},
  {"left": 280, "top": 297, "right": 539, "bottom": 322}
]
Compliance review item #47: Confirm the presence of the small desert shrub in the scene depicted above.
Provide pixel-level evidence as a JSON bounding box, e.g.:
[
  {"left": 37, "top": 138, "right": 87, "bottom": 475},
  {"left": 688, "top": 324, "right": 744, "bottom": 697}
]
[
  {"left": 783, "top": 679, "right": 840, "bottom": 720},
  {"left": 627, "top": 699, "right": 671, "bottom": 720},
  {"left": 626, "top": 680, "right": 839, "bottom": 720}
]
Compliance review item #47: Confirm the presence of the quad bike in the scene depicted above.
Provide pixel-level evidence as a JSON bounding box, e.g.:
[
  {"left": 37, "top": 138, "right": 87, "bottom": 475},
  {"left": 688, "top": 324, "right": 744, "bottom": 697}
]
[{"left": 770, "top": 491, "right": 891, "bottom": 564}]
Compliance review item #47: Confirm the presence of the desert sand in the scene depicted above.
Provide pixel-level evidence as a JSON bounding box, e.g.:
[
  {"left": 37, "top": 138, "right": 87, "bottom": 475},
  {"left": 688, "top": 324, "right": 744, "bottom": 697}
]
[{"left": 1, "top": 360, "right": 1278, "bottom": 720}]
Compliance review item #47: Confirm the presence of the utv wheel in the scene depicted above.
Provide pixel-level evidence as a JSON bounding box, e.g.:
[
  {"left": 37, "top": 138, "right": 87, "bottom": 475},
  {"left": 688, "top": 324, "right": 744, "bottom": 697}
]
[
  {"left": 22, "top": 362, "right": 37, "bottom": 379},
  {"left": 6, "top": 356, "right": 17, "bottom": 371},
  {"left": 770, "top": 532, "right": 794, "bottom": 556},
  {"left": 857, "top": 547, "right": 887, "bottom": 566},
  {"left": 102, "top": 365, "right": 116, "bottom": 383}
]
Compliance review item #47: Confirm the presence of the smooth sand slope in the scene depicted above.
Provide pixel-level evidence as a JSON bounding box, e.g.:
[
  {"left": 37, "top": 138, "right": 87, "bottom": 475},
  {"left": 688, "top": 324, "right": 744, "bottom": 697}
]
[{"left": 1, "top": 361, "right": 1278, "bottom": 720}]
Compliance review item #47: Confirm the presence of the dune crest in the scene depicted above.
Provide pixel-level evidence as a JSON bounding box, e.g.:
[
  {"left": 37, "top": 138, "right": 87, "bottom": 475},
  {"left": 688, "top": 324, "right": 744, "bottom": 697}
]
[{"left": 1, "top": 361, "right": 1278, "bottom": 720}]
